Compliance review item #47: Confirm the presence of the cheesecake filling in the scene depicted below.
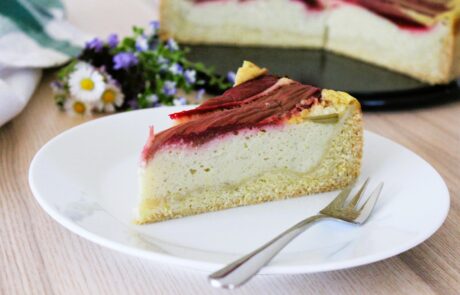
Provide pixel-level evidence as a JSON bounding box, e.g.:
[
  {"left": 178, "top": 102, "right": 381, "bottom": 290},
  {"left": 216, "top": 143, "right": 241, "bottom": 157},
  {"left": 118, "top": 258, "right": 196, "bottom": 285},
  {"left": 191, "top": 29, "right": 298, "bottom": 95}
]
[{"left": 140, "top": 101, "right": 352, "bottom": 199}]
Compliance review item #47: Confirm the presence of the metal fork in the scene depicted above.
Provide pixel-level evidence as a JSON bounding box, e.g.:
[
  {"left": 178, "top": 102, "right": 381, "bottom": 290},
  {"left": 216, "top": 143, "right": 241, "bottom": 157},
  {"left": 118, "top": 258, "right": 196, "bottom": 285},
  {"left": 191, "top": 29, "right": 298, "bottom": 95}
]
[{"left": 208, "top": 179, "right": 384, "bottom": 289}]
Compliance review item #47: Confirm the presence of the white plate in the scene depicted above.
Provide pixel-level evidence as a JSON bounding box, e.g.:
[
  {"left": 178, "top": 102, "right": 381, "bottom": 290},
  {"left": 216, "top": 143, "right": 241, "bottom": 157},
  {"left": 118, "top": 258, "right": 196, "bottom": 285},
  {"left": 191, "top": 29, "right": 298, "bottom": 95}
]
[{"left": 29, "top": 107, "right": 450, "bottom": 274}]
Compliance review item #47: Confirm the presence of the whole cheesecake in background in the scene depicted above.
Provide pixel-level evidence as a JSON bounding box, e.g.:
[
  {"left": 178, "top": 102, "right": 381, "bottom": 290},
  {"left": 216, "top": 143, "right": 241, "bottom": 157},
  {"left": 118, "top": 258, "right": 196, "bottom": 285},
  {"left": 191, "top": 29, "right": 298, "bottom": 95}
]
[
  {"left": 160, "top": 0, "right": 460, "bottom": 84},
  {"left": 137, "top": 61, "right": 363, "bottom": 224}
]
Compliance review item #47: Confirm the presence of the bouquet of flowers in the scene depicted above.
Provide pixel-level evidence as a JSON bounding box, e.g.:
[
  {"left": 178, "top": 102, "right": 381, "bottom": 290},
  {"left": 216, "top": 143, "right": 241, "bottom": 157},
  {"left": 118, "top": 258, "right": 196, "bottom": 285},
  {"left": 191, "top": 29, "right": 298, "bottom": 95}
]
[{"left": 51, "top": 21, "right": 234, "bottom": 115}]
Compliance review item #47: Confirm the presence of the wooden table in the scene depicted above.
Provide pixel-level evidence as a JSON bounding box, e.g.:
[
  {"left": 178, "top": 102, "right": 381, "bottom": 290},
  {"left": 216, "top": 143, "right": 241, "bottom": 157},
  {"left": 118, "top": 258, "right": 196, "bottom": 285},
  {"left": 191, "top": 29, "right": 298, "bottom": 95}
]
[{"left": 1, "top": 1, "right": 460, "bottom": 294}]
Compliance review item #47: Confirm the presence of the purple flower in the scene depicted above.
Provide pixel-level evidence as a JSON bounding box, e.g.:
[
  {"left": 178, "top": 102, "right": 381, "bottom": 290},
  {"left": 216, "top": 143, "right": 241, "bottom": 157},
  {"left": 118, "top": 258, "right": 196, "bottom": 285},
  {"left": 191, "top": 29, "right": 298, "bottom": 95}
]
[
  {"left": 227, "top": 71, "right": 236, "bottom": 84},
  {"left": 195, "top": 88, "right": 205, "bottom": 101},
  {"left": 169, "top": 63, "right": 183, "bottom": 75},
  {"left": 127, "top": 100, "right": 139, "bottom": 109},
  {"left": 163, "top": 81, "right": 177, "bottom": 96},
  {"left": 113, "top": 52, "right": 138, "bottom": 70},
  {"left": 50, "top": 80, "right": 65, "bottom": 94},
  {"left": 156, "top": 56, "right": 169, "bottom": 72},
  {"left": 150, "top": 20, "right": 160, "bottom": 33},
  {"left": 158, "top": 56, "right": 168, "bottom": 65},
  {"left": 157, "top": 56, "right": 168, "bottom": 69},
  {"left": 146, "top": 94, "right": 159, "bottom": 104},
  {"left": 135, "top": 36, "right": 149, "bottom": 52},
  {"left": 107, "top": 34, "right": 119, "bottom": 48},
  {"left": 166, "top": 38, "right": 179, "bottom": 51},
  {"left": 50, "top": 80, "right": 63, "bottom": 90},
  {"left": 173, "top": 97, "right": 187, "bottom": 106},
  {"left": 150, "top": 39, "right": 159, "bottom": 50},
  {"left": 184, "top": 69, "right": 196, "bottom": 84},
  {"left": 86, "top": 37, "right": 104, "bottom": 52}
]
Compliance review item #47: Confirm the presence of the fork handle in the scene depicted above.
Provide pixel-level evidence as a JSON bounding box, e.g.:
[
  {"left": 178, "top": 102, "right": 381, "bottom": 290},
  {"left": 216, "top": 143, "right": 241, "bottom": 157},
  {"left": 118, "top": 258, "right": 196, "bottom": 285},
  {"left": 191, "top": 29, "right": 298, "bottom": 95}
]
[{"left": 208, "top": 214, "right": 326, "bottom": 289}]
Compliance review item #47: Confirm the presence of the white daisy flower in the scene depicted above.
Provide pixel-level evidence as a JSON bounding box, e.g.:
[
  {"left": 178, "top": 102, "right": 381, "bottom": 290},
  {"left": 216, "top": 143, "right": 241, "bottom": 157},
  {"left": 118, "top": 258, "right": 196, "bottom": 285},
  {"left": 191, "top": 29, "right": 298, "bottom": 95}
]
[
  {"left": 69, "top": 62, "right": 105, "bottom": 103},
  {"left": 96, "top": 84, "right": 124, "bottom": 113},
  {"left": 64, "top": 98, "right": 92, "bottom": 116}
]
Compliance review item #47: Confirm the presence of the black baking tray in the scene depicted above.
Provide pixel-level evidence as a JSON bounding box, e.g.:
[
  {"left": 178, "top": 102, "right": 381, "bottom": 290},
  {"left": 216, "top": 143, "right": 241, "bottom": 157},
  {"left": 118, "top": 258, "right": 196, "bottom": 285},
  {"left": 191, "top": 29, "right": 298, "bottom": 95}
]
[{"left": 187, "top": 45, "right": 460, "bottom": 110}]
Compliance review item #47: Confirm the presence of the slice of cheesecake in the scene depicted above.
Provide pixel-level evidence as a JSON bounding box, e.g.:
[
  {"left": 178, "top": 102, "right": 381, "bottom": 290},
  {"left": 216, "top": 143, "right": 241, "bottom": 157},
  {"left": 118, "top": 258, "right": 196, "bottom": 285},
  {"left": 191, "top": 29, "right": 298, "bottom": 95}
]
[{"left": 137, "top": 62, "right": 363, "bottom": 224}]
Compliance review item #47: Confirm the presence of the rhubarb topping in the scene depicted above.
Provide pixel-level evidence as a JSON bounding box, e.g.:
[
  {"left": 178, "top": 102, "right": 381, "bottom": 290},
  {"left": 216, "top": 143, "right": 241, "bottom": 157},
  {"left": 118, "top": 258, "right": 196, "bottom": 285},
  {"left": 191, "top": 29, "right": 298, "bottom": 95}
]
[{"left": 169, "top": 75, "right": 279, "bottom": 120}]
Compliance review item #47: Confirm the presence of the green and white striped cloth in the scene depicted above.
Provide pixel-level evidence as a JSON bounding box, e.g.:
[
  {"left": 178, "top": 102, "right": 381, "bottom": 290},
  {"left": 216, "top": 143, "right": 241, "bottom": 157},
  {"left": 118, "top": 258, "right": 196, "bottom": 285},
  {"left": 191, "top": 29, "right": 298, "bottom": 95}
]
[{"left": 0, "top": 0, "right": 89, "bottom": 126}]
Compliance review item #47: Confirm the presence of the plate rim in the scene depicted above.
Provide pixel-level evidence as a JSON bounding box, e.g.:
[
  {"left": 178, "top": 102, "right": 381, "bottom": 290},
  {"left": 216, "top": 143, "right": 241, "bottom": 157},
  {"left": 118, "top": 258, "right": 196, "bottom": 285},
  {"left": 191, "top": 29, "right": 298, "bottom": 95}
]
[{"left": 28, "top": 107, "right": 450, "bottom": 274}]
